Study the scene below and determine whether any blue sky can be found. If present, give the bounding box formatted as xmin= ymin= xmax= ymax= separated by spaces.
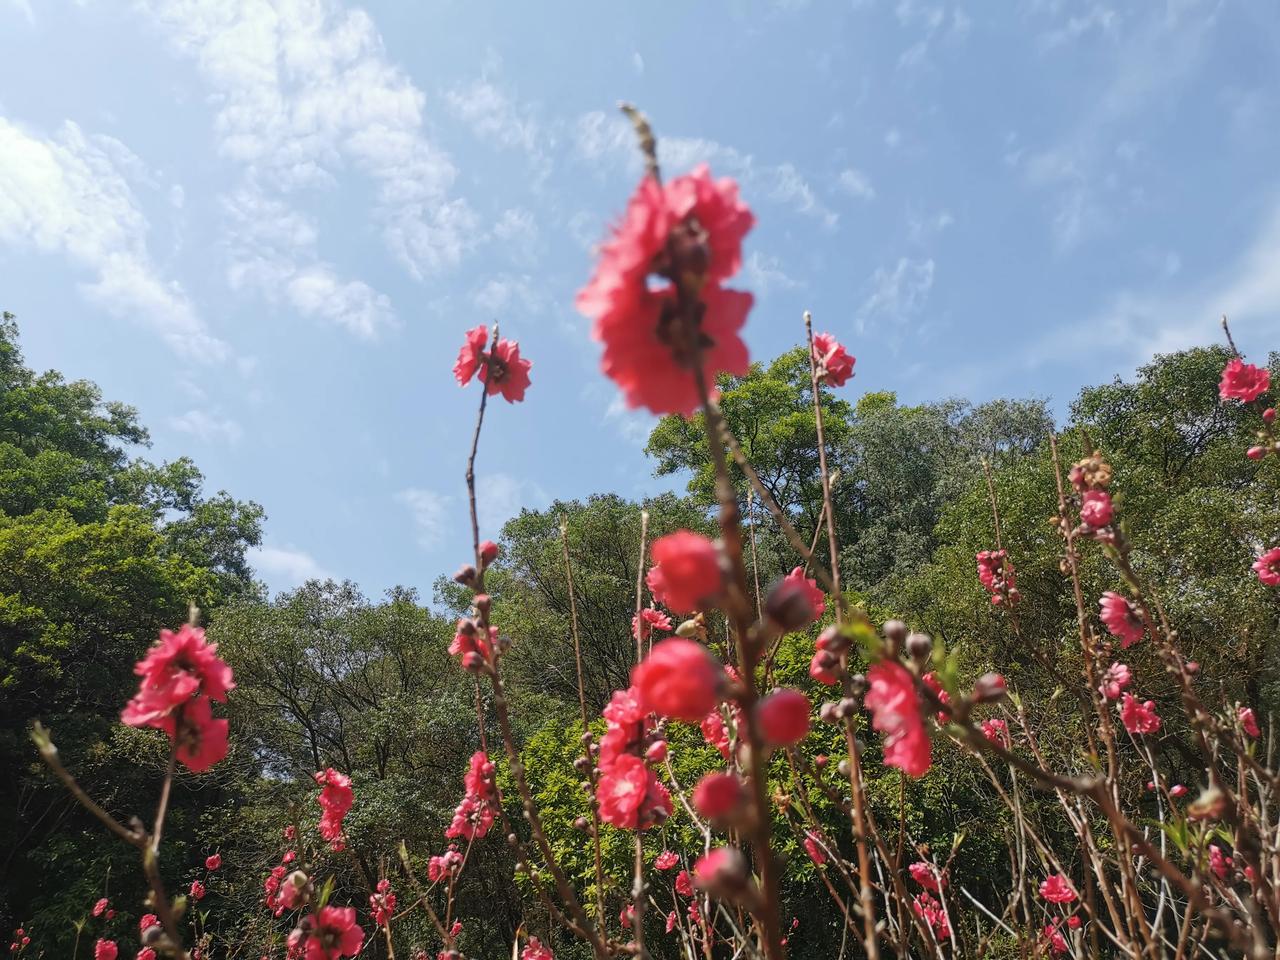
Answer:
xmin=2 ymin=0 xmax=1278 ymax=599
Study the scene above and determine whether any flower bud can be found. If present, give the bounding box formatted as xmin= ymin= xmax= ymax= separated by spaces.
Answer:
xmin=816 ymin=625 xmax=849 ymax=654
xmin=765 ymin=577 xmax=817 ymax=631
xmin=479 ymin=540 xmax=499 ymax=565
xmin=837 ymin=697 xmax=858 ymax=718
xmin=573 ymin=756 xmax=591 ymax=773
xmin=453 ymin=565 xmax=478 ymax=587
xmin=692 ymin=847 xmax=752 ymax=901
xmin=693 ymin=772 xmax=748 ymax=824
xmin=645 ymin=739 xmax=669 ymax=763
xmin=848 ymin=673 xmax=868 ymax=696
xmin=819 ymin=701 xmax=841 ymax=724
xmin=905 ymin=632 xmax=933 ymax=661
xmin=1187 ymin=787 xmax=1226 ymax=822
xmin=814 ymin=649 xmax=839 ymax=669
xmin=974 ymin=672 xmax=1008 ymax=703
xmin=814 ymin=754 xmax=828 ymax=769
xmin=462 ymin=652 xmax=485 ymax=672
xmin=756 ymin=689 xmax=811 ymax=746
xmin=1264 ymin=407 xmax=1276 ymax=425
xmin=473 ymin=593 xmax=491 ymax=615
xmin=882 ymin=619 xmax=908 ymax=646
xmin=1247 ymin=446 xmax=1265 ymax=460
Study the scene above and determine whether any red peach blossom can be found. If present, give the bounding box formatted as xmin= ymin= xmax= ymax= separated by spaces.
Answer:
xmin=1219 ymin=357 xmax=1270 ymax=402
xmin=1099 ymin=592 xmax=1144 ymax=647
xmin=453 ymin=325 xmax=487 ymax=386
xmin=1254 ymin=547 xmax=1280 ymax=586
xmin=812 ymin=332 xmax=855 ymax=387
xmin=94 ymin=941 xmax=118 ymax=960
xmin=692 ymin=772 xmax=746 ymax=820
xmin=1239 ymin=706 xmax=1261 ymax=738
xmin=865 ymin=661 xmax=931 ymax=777
xmin=756 ymin=688 xmax=811 ymax=746
xmin=645 ymin=531 xmax=723 ymax=614
xmin=1120 ymin=693 xmax=1162 ymax=735
xmin=1079 ymin=490 xmax=1113 ymax=528
xmin=479 ymin=337 xmax=532 ymax=403
xmin=633 ymin=638 xmax=726 ymax=723
xmin=1039 ymin=874 xmax=1077 ymax=903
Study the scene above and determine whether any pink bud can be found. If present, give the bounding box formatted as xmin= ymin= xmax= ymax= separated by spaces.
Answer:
xmin=756 ymin=689 xmax=811 ymax=746
xmin=645 ymin=740 xmax=668 ymax=763
xmin=1247 ymin=446 xmax=1265 ymax=460
xmin=479 ymin=540 xmax=499 ymax=565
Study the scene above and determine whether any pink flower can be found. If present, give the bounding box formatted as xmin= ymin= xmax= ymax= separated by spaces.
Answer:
xmin=139 ymin=915 xmax=158 ymax=935
xmin=190 ymin=880 xmax=206 ymax=901
xmin=1209 ymin=844 xmax=1233 ymax=881
xmin=596 ymin=755 xmax=671 ymax=830
xmin=453 ymin=325 xmax=488 ymax=386
xmin=305 ymin=906 xmax=363 ymax=960
xmin=1253 ymin=547 xmax=1280 ymax=586
xmin=809 ymin=651 xmax=838 ymax=685
xmin=632 ymin=607 xmax=673 ymax=642
xmin=665 ymin=911 xmax=677 ymax=933
xmin=1079 ymin=490 xmax=1113 ymax=528
xmin=159 ymin=696 xmax=229 ymax=772
xmin=137 ymin=949 xmax=157 ymax=960
xmin=1099 ymin=593 xmax=1143 ymax=648
xmin=811 ymin=332 xmax=855 ymax=387
xmin=1169 ymin=784 xmax=1187 ymax=798
xmin=1100 ymin=662 xmax=1133 ymax=700
xmin=980 ymin=717 xmax=1009 ymax=745
xmin=1039 ymin=874 xmax=1077 ymax=904
xmin=576 ymin=166 xmax=755 ymax=416
xmin=975 ymin=550 xmax=1019 ymax=605
xmin=655 ymin=850 xmax=679 ymax=871
xmin=633 ymin=638 xmax=726 ymax=722
xmin=909 ymin=861 xmax=946 ymax=892
xmin=94 ymin=941 xmax=118 ymax=960
xmin=315 ymin=769 xmax=354 ymax=848
xmin=522 ymin=937 xmax=554 ymax=960
xmin=692 ymin=772 xmax=746 ymax=820
xmin=700 ymin=708 xmax=731 ymax=759
xmin=1239 ymin=706 xmax=1261 ymax=738
xmin=1219 ymin=357 xmax=1270 ymax=403
xmin=1067 ymin=915 xmax=1082 ymax=930
xmin=120 ymin=625 xmax=235 ymax=728
xmin=1120 ymin=693 xmax=1162 ymax=735
xmin=205 ymin=854 xmax=222 ymax=871
xmin=447 ymin=753 xmax=496 ymax=841
xmin=599 ymin=686 xmax=649 ymax=768
xmin=645 ymin=531 xmax=723 ymax=614
xmin=911 ymin=892 xmax=950 ymax=941
xmin=427 ymin=849 xmax=463 ymax=883
xmin=780 ymin=566 xmax=826 ymax=624
xmin=479 ymin=337 xmax=532 ymax=403
xmin=1041 ymin=924 xmax=1068 ymax=955
xmin=756 ymin=688 xmax=811 ymax=746
xmin=864 ymin=661 xmax=931 ymax=777
xmin=675 ymin=870 xmax=693 ymax=897
xmin=369 ymin=880 xmax=396 ymax=927
xmin=479 ymin=540 xmax=499 ymax=565
xmin=803 ymin=831 xmax=827 ymax=866
xmin=92 ymin=898 xmax=109 ymax=918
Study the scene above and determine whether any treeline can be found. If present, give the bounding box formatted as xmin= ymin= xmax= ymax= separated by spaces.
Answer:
xmin=2 ymin=315 xmax=1276 ymax=958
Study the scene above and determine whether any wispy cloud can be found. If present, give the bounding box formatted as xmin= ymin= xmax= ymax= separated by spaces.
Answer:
xmin=444 ymin=77 xmax=551 ymax=181
xmin=836 ymin=167 xmax=876 ymax=201
xmin=169 ymin=409 xmax=244 ymax=444
xmin=856 ymin=257 xmax=935 ymax=332
xmin=1028 ymin=197 xmax=1280 ymax=369
xmin=249 ymin=542 xmax=335 ymax=589
xmin=223 ymin=185 xmax=396 ymax=338
xmin=477 ymin=472 xmax=547 ymax=533
xmin=574 ymin=112 xmax=838 ymax=227
xmin=137 ymin=0 xmax=476 ymax=279
xmin=0 ymin=118 xmax=228 ymax=361
xmin=744 ymin=251 xmax=800 ymax=297
xmin=396 ymin=487 xmax=451 ymax=549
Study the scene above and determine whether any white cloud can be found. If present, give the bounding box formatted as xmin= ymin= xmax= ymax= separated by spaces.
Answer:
xmin=471 ymin=274 xmax=543 ymax=316
xmin=223 ymin=184 xmax=396 ymax=337
xmin=476 ymin=471 xmax=546 ymax=532
xmin=5 ymin=0 xmax=34 ymax=23
xmin=0 ymin=118 xmax=229 ymax=361
xmin=574 ymin=112 xmax=838 ymax=227
xmin=857 ymin=257 xmax=935 ymax=331
xmin=631 ymin=51 xmax=645 ymax=75
xmin=1037 ymin=5 xmax=1119 ymax=50
xmin=1033 ymin=198 xmax=1280 ymax=368
xmin=168 ymin=408 xmax=244 ymax=444
xmin=136 ymin=0 xmax=475 ymax=279
xmin=396 ymin=487 xmax=451 ymax=549
xmin=491 ymin=206 xmax=540 ymax=263
xmin=249 ymin=542 xmax=334 ymax=588
xmin=605 ymin=394 xmax=657 ymax=447
xmin=836 ymin=167 xmax=876 ymax=201
xmin=444 ymin=78 xmax=549 ymax=181
xmin=744 ymin=251 xmax=799 ymax=297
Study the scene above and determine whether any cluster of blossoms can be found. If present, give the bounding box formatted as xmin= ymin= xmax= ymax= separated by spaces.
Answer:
xmin=369 ymin=879 xmax=396 ymax=928
xmin=975 ymin=549 xmax=1019 ymax=606
xmin=576 ymin=165 xmax=755 ymax=416
xmin=7 ymin=927 xmax=29 ymax=954
xmin=262 ymin=836 xmax=302 ymax=916
xmin=314 ymin=768 xmax=354 ymax=851
xmin=286 ymin=905 xmax=363 ymax=960
xmin=811 ymin=331 xmax=855 ymax=387
xmin=521 ymin=936 xmax=554 ymax=960
xmin=120 ymin=624 xmax=234 ymax=772
xmin=864 ymin=661 xmax=931 ymax=778
xmin=907 ymin=861 xmax=950 ymax=941
xmin=1068 ymin=450 xmax=1117 ymax=540
xmin=1219 ymin=353 xmax=1274 ymax=463
xmin=446 ymin=751 xmax=497 ymax=840
xmin=595 ymin=685 xmax=672 ymax=830
xmin=427 ymin=848 xmax=463 ymax=883
xmin=453 ymin=324 xmax=532 ymax=403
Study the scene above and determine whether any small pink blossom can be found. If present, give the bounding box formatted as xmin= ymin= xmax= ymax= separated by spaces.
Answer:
xmin=803 ymin=831 xmax=827 ymax=866
xmin=1219 ymin=357 xmax=1270 ymax=402
xmin=811 ymin=332 xmax=855 ymax=387
xmin=1079 ymin=490 xmax=1114 ymax=528
xmin=865 ymin=661 xmax=931 ymax=777
xmin=1120 ymin=693 xmax=1162 ymax=735
xmin=1239 ymin=706 xmax=1261 ymax=738
xmin=1100 ymin=662 xmax=1133 ymax=700
xmin=94 ymin=941 xmax=118 ymax=960
xmin=645 ymin=531 xmax=723 ymax=614
xmin=1253 ymin=547 xmax=1280 ymax=586
xmin=1099 ymin=593 xmax=1143 ymax=647
xmin=633 ymin=638 xmax=726 ymax=723
xmin=756 ymin=688 xmax=810 ymax=746
xmin=655 ymin=850 xmax=679 ymax=871
xmin=1039 ymin=874 xmax=1077 ymax=904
